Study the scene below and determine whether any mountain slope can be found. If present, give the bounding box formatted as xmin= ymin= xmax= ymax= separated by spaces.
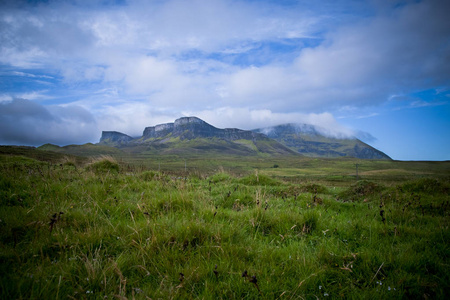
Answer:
xmin=253 ymin=123 xmax=391 ymax=160
xmin=97 ymin=117 xmax=390 ymax=159
xmin=38 ymin=143 xmax=124 ymax=156
xmin=99 ymin=117 xmax=297 ymax=156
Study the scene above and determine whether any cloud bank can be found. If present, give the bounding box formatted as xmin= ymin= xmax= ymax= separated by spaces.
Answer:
xmin=0 ymin=99 xmax=98 ymax=145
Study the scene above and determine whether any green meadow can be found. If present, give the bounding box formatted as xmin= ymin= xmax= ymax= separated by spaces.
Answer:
xmin=0 ymin=147 xmax=449 ymax=299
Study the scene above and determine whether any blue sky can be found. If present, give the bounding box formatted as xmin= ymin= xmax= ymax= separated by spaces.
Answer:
xmin=0 ymin=0 xmax=449 ymax=160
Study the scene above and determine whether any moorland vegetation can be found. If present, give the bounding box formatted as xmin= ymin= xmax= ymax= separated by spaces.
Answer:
xmin=0 ymin=147 xmax=449 ymax=299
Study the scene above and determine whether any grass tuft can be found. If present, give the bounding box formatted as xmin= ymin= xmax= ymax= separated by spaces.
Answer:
xmin=339 ymin=180 xmax=384 ymax=200
xmin=86 ymin=156 xmax=120 ymax=173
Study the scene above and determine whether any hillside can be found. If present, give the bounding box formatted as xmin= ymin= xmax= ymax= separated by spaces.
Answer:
xmin=99 ymin=117 xmax=297 ymax=156
xmin=37 ymin=143 xmax=124 ymax=156
xmin=253 ymin=123 xmax=391 ymax=160
xmin=97 ymin=117 xmax=391 ymax=159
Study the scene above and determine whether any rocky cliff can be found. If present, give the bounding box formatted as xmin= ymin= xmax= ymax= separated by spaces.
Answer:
xmin=142 ymin=117 xmax=265 ymax=141
xmin=99 ymin=131 xmax=134 ymax=146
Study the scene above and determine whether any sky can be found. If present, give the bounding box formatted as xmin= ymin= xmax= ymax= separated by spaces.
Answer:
xmin=0 ymin=0 xmax=449 ymax=161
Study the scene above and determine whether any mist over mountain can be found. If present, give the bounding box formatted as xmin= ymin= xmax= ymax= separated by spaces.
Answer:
xmin=99 ymin=117 xmax=390 ymax=159
xmin=253 ymin=123 xmax=391 ymax=160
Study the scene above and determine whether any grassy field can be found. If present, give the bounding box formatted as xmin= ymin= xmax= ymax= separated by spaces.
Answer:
xmin=0 ymin=147 xmax=449 ymax=299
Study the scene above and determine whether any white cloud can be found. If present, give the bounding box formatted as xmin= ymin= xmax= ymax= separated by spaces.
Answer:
xmin=105 ymin=56 xmax=185 ymax=96
xmin=95 ymin=101 xmax=178 ymax=137
xmin=0 ymin=90 xmax=52 ymax=102
xmin=12 ymin=71 xmax=54 ymax=79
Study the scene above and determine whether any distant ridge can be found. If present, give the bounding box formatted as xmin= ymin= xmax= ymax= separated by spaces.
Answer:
xmin=99 ymin=117 xmax=296 ymax=156
xmin=253 ymin=123 xmax=391 ymax=160
xmin=98 ymin=116 xmax=391 ymax=159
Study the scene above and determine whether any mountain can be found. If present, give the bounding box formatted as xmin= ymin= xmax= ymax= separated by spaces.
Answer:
xmin=98 ymin=117 xmax=390 ymax=159
xmin=99 ymin=117 xmax=297 ymax=156
xmin=252 ymin=123 xmax=391 ymax=160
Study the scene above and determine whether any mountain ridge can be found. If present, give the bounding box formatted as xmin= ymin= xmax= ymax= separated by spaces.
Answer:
xmin=99 ymin=116 xmax=391 ymax=159
xmin=140 ymin=117 xmax=266 ymax=142
xmin=100 ymin=117 xmax=296 ymax=156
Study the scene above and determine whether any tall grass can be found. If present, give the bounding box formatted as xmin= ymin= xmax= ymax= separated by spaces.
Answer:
xmin=0 ymin=155 xmax=449 ymax=299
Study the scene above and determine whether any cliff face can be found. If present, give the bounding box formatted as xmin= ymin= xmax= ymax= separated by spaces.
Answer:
xmin=142 ymin=117 xmax=267 ymax=142
xmin=143 ymin=123 xmax=175 ymax=139
xmin=99 ymin=131 xmax=134 ymax=146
